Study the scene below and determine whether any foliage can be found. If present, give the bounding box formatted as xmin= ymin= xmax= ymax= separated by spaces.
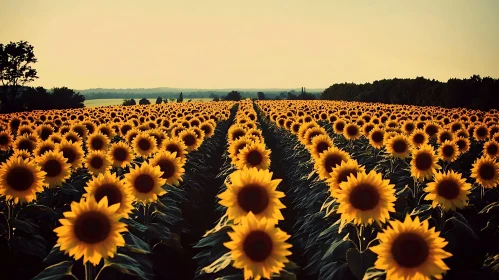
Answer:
xmin=138 ymin=97 xmax=150 ymax=105
xmin=122 ymin=98 xmax=136 ymax=106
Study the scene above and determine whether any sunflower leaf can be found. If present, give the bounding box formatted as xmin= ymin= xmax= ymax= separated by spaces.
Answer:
xmin=479 ymin=202 xmax=499 ymax=215
xmin=104 ymin=253 xmax=153 ymax=279
xmin=9 ymin=234 xmax=48 ymax=258
xmin=346 ymin=248 xmax=377 ymax=280
xmin=31 ymin=260 xmax=76 ymax=280
xmin=362 ymin=267 xmax=386 ymax=280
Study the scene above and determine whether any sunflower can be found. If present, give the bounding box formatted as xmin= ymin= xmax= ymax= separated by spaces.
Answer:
xmin=409 ymin=129 xmax=429 ymax=149
xmin=455 ymin=137 xmax=471 ymax=155
xmin=108 ymin=142 xmax=134 ymax=168
xmin=33 ymin=140 xmax=56 ymax=157
xmin=229 ymin=137 xmax=254 ymax=163
xmin=385 ymin=134 xmax=411 ymax=159
xmin=36 ymin=151 xmax=72 ymax=188
xmin=343 ymin=123 xmax=362 ymax=140
xmin=483 ymin=140 xmax=499 ymax=159
xmin=236 ymin=142 xmax=271 ymax=170
xmin=302 ymin=126 xmax=327 ymax=146
xmin=370 ymin=215 xmax=452 ymax=280
xmin=12 ymin=149 xmax=32 ymax=161
xmin=163 ymin=137 xmax=188 ymax=163
xmin=218 ymin=167 xmax=285 ymax=224
xmin=54 ymin=196 xmax=127 ymax=265
xmin=438 ymin=140 xmax=459 ymax=162
xmin=200 ymin=121 xmax=216 ymax=138
xmin=308 ymin=134 xmax=334 ymax=161
xmin=228 ymin=125 xmax=247 ymax=143
xmin=63 ymin=131 xmax=82 ymax=144
xmin=85 ymin=150 xmax=112 ymax=176
xmin=86 ymin=132 xmax=110 ymax=152
xmin=125 ymin=128 xmax=140 ymax=144
xmin=48 ymin=133 xmax=63 ymax=144
xmin=327 ymin=159 xmax=365 ymax=197
xmin=224 ymin=212 xmax=292 ymax=280
xmin=314 ymin=147 xmax=351 ymax=180
xmin=368 ymin=128 xmax=385 ymax=149
xmin=150 ymin=151 xmax=185 ymax=186
xmin=474 ymin=124 xmax=489 ymax=141
xmin=0 ymin=157 xmax=46 ymax=204
xmin=333 ymin=119 xmax=346 ymax=134
xmin=437 ymin=129 xmax=454 ymax=145
xmin=471 ymin=156 xmax=499 ymax=188
xmin=424 ymin=170 xmax=471 ymax=211
xmin=424 ymin=122 xmax=440 ymax=139
xmin=0 ymin=131 xmax=13 ymax=151
xmin=132 ymin=132 xmax=157 ymax=157
xmin=336 ymin=170 xmax=396 ymax=225
xmin=36 ymin=124 xmax=54 ymax=141
xmin=410 ymin=144 xmax=441 ymax=181
xmin=56 ymin=140 xmax=85 ymax=169
xmin=124 ymin=162 xmax=166 ymax=203
xmin=13 ymin=134 xmax=37 ymax=154
xmin=84 ymin=172 xmax=134 ymax=218
xmin=179 ymin=128 xmax=202 ymax=152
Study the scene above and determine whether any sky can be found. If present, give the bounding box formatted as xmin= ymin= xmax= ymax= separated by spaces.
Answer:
xmin=1 ymin=0 xmax=498 ymax=90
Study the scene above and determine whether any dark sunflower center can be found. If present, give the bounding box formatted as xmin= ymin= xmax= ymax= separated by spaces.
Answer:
xmin=425 ymin=125 xmax=438 ymax=137
xmin=405 ymin=123 xmax=415 ymax=132
xmin=442 ymin=145 xmax=455 ymax=157
xmin=0 ymin=135 xmax=9 ymax=145
xmin=237 ymin=184 xmax=269 ymax=214
xmin=73 ymin=211 xmax=111 ymax=244
xmin=371 ymin=131 xmax=384 ymax=143
xmin=243 ymin=230 xmax=273 ymax=262
xmin=337 ymin=169 xmax=358 ymax=185
xmin=415 ymin=152 xmax=433 ymax=171
xmin=41 ymin=128 xmax=51 ymax=140
xmin=201 ymin=125 xmax=212 ymax=135
xmin=316 ymin=142 xmax=330 ymax=154
xmin=39 ymin=146 xmax=53 ymax=155
xmin=324 ymin=154 xmax=343 ymax=173
xmin=246 ymin=150 xmax=263 ymax=166
xmin=233 ymin=131 xmax=245 ymax=141
xmin=391 ymin=233 xmax=429 ymax=268
xmin=138 ymin=138 xmax=151 ymax=151
xmin=335 ymin=122 xmax=345 ymax=131
xmin=113 ymin=147 xmax=128 ymax=161
xmin=476 ymin=127 xmax=488 ymax=137
xmin=66 ymin=135 xmax=78 ymax=143
xmin=94 ymin=184 xmax=122 ymax=206
xmin=6 ymin=167 xmax=34 ymax=191
xmin=43 ymin=159 xmax=62 ymax=177
xmin=413 ymin=134 xmax=425 ymax=144
xmin=134 ymin=174 xmax=155 ymax=193
xmin=308 ymin=132 xmax=322 ymax=143
xmin=90 ymin=156 xmax=104 ymax=169
xmin=91 ymin=138 xmax=104 ymax=150
xmin=437 ymin=179 xmax=460 ymax=199
xmin=479 ymin=163 xmax=496 ymax=180
xmin=183 ymin=134 xmax=196 ymax=146
xmin=61 ymin=147 xmax=77 ymax=164
xmin=392 ymin=140 xmax=408 ymax=153
xmin=18 ymin=140 xmax=34 ymax=152
xmin=487 ymin=144 xmax=498 ymax=155
xmin=346 ymin=125 xmax=358 ymax=136
xmin=166 ymin=144 xmax=181 ymax=156
xmin=439 ymin=133 xmax=452 ymax=143
xmin=456 ymin=140 xmax=466 ymax=150
xmin=348 ymin=183 xmax=380 ymax=210
xmin=157 ymin=159 xmax=175 ymax=179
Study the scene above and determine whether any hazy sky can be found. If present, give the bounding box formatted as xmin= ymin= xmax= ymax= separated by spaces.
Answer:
xmin=1 ymin=0 xmax=498 ymax=89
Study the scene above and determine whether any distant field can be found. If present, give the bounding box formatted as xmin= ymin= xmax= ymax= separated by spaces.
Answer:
xmin=84 ymin=98 xmax=212 ymax=107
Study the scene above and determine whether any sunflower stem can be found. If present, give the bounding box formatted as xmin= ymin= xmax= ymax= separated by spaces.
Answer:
xmin=439 ymin=208 xmax=446 ymax=231
xmin=85 ymin=262 xmax=94 ymax=280
xmin=7 ymin=200 xmax=12 ymax=240
xmin=357 ymin=225 xmax=364 ymax=252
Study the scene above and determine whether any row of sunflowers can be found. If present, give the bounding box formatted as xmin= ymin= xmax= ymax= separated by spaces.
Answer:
xmin=0 ymin=99 xmax=498 ymax=279
xmin=0 ymin=102 xmax=236 ymax=279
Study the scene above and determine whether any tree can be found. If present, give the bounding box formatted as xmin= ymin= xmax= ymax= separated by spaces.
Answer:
xmin=177 ymin=92 xmax=183 ymax=103
xmin=225 ymin=90 xmax=241 ymax=101
xmin=0 ymin=41 xmax=38 ymax=112
xmin=257 ymin=92 xmax=266 ymax=100
xmin=213 ymin=96 xmax=220 ymax=101
xmin=163 ymin=98 xmax=168 ymax=103
xmin=50 ymin=87 xmax=85 ymax=109
xmin=139 ymin=98 xmax=150 ymax=105
xmin=156 ymin=96 xmax=163 ymax=104
xmin=122 ymin=99 xmax=136 ymax=106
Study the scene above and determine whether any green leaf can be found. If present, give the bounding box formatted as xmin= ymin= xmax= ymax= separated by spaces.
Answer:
xmin=123 ymin=232 xmax=150 ymax=254
xmin=44 ymin=244 xmax=71 ymax=265
xmin=103 ymin=253 xmax=152 ymax=279
xmin=446 ymin=215 xmax=478 ymax=239
xmin=479 ymin=202 xmax=499 ymax=214
xmin=410 ymin=204 xmax=432 ymax=216
xmin=482 ymin=216 xmax=499 ymax=232
xmin=11 ymin=217 xmax=39 ymax=234
xmin=321 ymin=239 xmax=345 ymax=261
xmin=346 ymin=248 xmax=377 ymax=280
xmin=18 ymin=204 xmax=59 ymax=219
xmin=362 ymin=267 xmax=386 ymax=280
xmin=32 ymin=260 xmax=76 ymax=280
xmin=9 ymin=234 xmax=48 ymax=258
xmin=123 ymin=218 xmax=147 ymax=232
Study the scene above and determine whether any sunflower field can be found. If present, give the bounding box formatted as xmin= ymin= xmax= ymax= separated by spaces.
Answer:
xmin=0 ymin=100 xmax=498 ymax=280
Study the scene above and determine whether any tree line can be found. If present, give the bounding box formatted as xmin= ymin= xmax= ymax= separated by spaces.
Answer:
xmin=321 ymin=76 xmax=499 ymax=110
xmin=0 ymin=41 xmax=84 ymax=113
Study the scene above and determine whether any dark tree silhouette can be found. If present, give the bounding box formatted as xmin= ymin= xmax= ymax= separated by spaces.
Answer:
xmin=156 ymin=96 xmax=163 ymax=104
xmin=139 ymin=97 xmax=150 ymax=105
xmin=122 ymin=98 xmax=136 ymax=106
xmin=225 ymin=90 xmax=242 ymax=101
xmin=212 ymin=96 xmax=220 ymax=101
xmin=257 ymin=92 xmax=266 ymax=100
xmin=177 ymin=92 xmax=183 ymax=103
xmin=50 ymin=87 xmax=85 ymax=109
xmin=0 ymin=41 xmax=38 ymax=112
